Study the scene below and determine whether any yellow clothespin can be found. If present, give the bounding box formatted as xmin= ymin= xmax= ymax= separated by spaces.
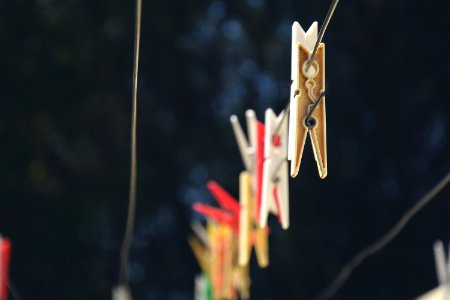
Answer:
xmin=221 ymin=225 xmax=235 ymax=300
xmin=288 ymin=21 xmax=327 ymax=179
xmin=233 ymin=264 xmax=250 ymax=300
xmin=208 ymin=222 xmax=238 ymax=300
xmin=208 ymin=222 xmax=222 ymax=300
xmin=238 ymin=171 xmax=269 ymax=268
xmin=188 ymin=234 xmax=210 ymax=275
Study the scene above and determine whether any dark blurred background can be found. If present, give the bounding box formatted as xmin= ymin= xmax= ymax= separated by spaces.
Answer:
xmin=0 ymin=0 xmax=449 ymax=299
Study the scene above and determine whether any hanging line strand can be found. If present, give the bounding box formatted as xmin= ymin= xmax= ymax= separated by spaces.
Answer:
xmin=119 ymin=0 xmax=142 ymax=286
xmin=304 ymin=90 xmax=326 ymax=128
xmin=305 ymin=0 xmax=340 ymax=72
xmin=313 ymin=171 xmax=450 ymax=300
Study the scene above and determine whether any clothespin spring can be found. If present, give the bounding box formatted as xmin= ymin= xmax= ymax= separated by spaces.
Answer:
xmin=305 ymin=91 xmax=326 ymax=129
xmin=268 ymin=91 xmax=326 ymax=182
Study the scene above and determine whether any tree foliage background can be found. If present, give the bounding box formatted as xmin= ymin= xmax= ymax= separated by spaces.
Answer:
xmin=0 ymin=0 xmax=449 ymax=299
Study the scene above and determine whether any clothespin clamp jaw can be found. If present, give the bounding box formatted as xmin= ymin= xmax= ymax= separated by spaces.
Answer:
xmin=230 ymin=110 xmax=257 ymax=173
xmin=259 ymin=108 xmax=289 ymax=229
xmin=188 ymin=221 xmax=211 ymax=275
xmin=288 ymin=21 xmax=327 ymax=179
xmin=232 ymin=264 xmax=250 ymax=300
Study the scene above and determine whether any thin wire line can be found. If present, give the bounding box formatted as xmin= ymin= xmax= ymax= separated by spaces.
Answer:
xmin=305 ymin=91 xmax=326 ymax=128
xmin=269 ymin=91 xmax=325 ymax=182
xmin=305 ymin=0 xmax=340 ymax=72
xmin=119 ymin=0 xmax=142 ymax=286
xmin=313 ymin=171 xmax=450 ymax=300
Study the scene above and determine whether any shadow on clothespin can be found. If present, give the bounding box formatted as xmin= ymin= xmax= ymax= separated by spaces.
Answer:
xmin=416 ymin=240 xmax=450 ymax=300
xmin=288 ymin=21 xmax=327 ymax=179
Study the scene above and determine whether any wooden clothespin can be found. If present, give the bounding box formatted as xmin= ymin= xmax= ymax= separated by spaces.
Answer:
xmin=233 ymin=264 xmax=250 ymax=300
xmin=259 ymin=108 xmax=289 ymax=229
xmin=238 ymin=171 xmax=269 ymax=268
xmin=188 ymin=234 xmax=210 ymax=275
xmin=288 ymin=21 xmax=327 ymax=179
xmin=417 ymin=240 xmax=450 ymax=299
xmin=0 ymin=236 xmax=11 ymax=300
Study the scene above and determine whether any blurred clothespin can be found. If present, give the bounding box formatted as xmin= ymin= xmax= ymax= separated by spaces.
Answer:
xmin=259 ymin=108 xmax=289 ymax=229
xmin=188 ymin=234 xmax=210 ymax=275
xmin=195 ymin=274 xmax=212 ymax=300
xmin=288 ymin=21 xmax=327 ymax=179
xmin=112 ymin=285 xmax=132 ymax=300
xmin=190 ymin=220 xmax=209 ymax=249
xmin=230 ymin=111 xmax=266 ymax=224
xmin=416 ymin=240 xmax=450 ymax=299
xmin=208 ymin=223 xmax=236 ymax=300
xmin=193 ymin=181 xmax=240 ymax=232
xmin=238 ymin=171 xmax=269 ymax=268
xmin=233 ymin=264 xmax=250 ymax=300
xmin=0 ymin=236 xmax=11 ymax=300
xmin=433 ymin=240 xmax=450 ymax=288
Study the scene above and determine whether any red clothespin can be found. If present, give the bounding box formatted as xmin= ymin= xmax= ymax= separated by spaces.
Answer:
xmin=0 ymin=237 xmax=11 ymax=300
xmin=254 ymin=121 xmax=265 ymax=224
xmin=207 ymin=181 xmax=240 ymax=216
xmin=193 ymin=181 xmax=240 ymax=232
